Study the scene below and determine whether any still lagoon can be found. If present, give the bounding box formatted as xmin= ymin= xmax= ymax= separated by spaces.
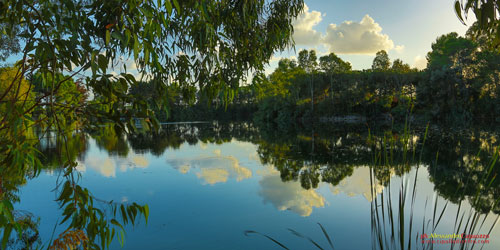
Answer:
xmin=13 ymin=123 xmax=500 ymax=249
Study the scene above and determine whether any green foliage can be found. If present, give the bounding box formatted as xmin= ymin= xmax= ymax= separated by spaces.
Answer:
xmin=252 ymin=67 xmax=419 ymax=125
xmin=55 ymin=179 xmax=149 ymax=249
xmin=246 ymin=31 xmax=499 ymax=126
xmin=391 ymin=59 xmax=411 ymax=73
xmin=298 ymin=49 xmax=318 ymax=73
xmin=455 ymin=0 xmax=500 ymax=50
xmin=319 ymin=53 xmax=351 ymax=73
xmin=372 ymin=50 xmax=391 ymax=71
xmin=417 ymin=32 xmax=500 ymax=123
xmin=426 ymin=33 xmax=476 ymax=70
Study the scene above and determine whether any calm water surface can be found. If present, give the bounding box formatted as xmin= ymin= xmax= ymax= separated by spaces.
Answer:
xmin=14 ymin=123 xmax=500 ymax=249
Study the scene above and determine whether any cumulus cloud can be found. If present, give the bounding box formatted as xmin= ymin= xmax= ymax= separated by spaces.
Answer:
xmin=413 ymin=55 xmax=427 ymax=70
xmin=324 ymin=15 xmax=397 ymax=54
xmin=291 ymin=5 xmax=402 ymax=55
xmin=258 ymin=167 xmax=325 ymax=217
xmin=292 ymin=4 xmax=323 ymax=46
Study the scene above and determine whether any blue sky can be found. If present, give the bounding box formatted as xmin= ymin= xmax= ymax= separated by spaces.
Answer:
xmin=267 ymin=0 xmax=475 ymax=72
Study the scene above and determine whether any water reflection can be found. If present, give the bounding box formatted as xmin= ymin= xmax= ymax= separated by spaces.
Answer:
xmin=168 ymin=155 xmax=252 ymax=185
xmin=257 ymin=166 xmax=325 ymax=216
xmin=48 ymin=122 xmax=500 ymax=215
xmin=78 ymin=153 xmax=149 ymax=178
xmin=11 ymin=122 xmax=499 ymax=248
xmin=329 ymin=167 xmax=387 ymax=202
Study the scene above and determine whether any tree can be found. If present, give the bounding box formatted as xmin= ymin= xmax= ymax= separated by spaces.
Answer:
xmin=298 ymin=49 xmax=318 ymax=112
xmin=298 ymin=49 xmax=318 ymax=73
xmin=319 ymin=53 xmax=351 ymax=73
xmin=372 ymin=50 xmax=391 ymax=71
xmin=427 ymin=33 xmax=476 ymax=70
xmin=391 ymin=59 xmax=411 ymax=73
xmin=319 ymin=53 xmax=351 ymax=104
xmin=0 ymin=0 xmax=305 ymax=248
xmin=0 ymin=67 xmax=32 ymax=112
xmin=418 ymin=33 xmax=479 ymax=122
xmin=277 ymin=58 xmax=298 ymax=72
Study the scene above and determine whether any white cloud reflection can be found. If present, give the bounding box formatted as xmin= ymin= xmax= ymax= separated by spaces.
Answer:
xmin=257 ymin=167 xmax=325 ymax=217
xmin=79 ymin=154 xmax=149 ymax=178
xmin=329 ymin=167 xmax=385 ymax=202
xmin=169 ymin=155 xmax=252 ymax=185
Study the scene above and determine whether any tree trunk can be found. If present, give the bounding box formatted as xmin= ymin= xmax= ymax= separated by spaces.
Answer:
xmin=310 ymin=73 xmax=314 ymax=113
xmin=330 ymin=73 xmax=334 ymax=108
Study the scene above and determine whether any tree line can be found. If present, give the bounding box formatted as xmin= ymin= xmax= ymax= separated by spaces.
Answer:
xmin=161 ymin=27 xmax=500 ymax=127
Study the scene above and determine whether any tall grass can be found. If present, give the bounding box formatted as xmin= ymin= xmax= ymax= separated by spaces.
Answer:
xmin=369 ymin=121 xmax=500 ymax=250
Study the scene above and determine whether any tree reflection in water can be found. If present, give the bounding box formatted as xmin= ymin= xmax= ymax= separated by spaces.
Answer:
xmin=3 ymin=122 xmax=500 ymax=248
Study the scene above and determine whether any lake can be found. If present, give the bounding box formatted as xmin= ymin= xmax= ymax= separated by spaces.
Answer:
xmin=11 ymin=122 xmax=500 ymax=249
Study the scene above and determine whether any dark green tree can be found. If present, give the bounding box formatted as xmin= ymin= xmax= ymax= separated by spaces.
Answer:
xmin=418 ymin=33 xmax=479 ymax=122
xmin=391 ymin=59 xmax=411 ymax=73
xmin=319 ymin=52 xmax=351 ymax=104
xmin=298 ymin=49 xmax=318 ymax=113
xmin=372 ymin=50 xmax=391 ymax=71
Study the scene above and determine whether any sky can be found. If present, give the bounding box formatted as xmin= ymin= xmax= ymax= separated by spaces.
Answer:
xmin=266 ymin=0 xmax=476 ymax=74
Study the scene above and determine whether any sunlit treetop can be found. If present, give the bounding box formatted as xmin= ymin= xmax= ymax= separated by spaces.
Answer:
xmin=372 ymin=50 xmax=390 ymax=71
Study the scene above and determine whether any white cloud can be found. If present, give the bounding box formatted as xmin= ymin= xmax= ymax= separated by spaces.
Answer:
xmin=291 ymin=5 xmax=403 ymax=55
xmin=394 ymin=45 xmax=405 ymax=53
xmin=292 ymin=4 xmax=323 ymax=46
xmin=413 ymin=55 xmax=427 ymax=70
xmin=324 ymin=15 xmax=398 ymax=55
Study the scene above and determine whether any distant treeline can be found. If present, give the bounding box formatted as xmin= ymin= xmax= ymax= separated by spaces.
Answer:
xmin=129 ymin=30 xmax=500 ymax=127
